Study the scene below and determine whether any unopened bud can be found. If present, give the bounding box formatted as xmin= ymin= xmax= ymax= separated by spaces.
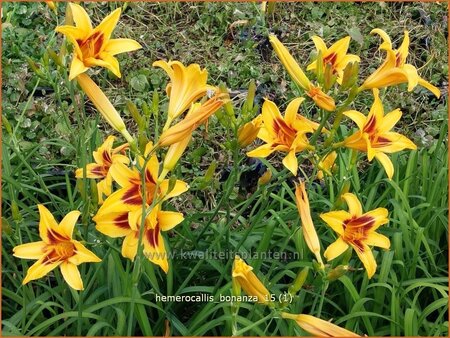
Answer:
xmin=327 ymin=265 xmax=349 ymax=281
xmin=288 ymin=267 xmax=309 ymax=295
xmin=340 ymin=62 xmax=359 ymax=90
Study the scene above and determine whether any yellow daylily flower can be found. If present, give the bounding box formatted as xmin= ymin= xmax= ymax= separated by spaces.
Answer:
xmin=232 ymin=256 xmax=271 ymax=304
xmin=359 ymin=29 xmax=440 ymax=97
xmin=237 ymin=115 xmax=263 ymax=148
xmin=307 ymin=35 xmax=360 ymax=83
xmin=153 ymin=60 xmax=214 ymax=130
xmin=246 ymin=98 xmax=318 ymax=176
xmin=55 ymin=3 xmax=142 ymax=80
xmin=157 ymin=93 xmax=225 ymax=147
xmin=294 ymin=181 xmax=324 ymax=268
xmin=76 ymin=73 xmax=134 ymax=143
xmin=316 ymin=151 xmax=337 ymax=180
xmin=13 ymin=205 xmax=101 ymax=290
xmin=342 ymin=89 xmax=416 ymax=179
xmin=95 ymin=204 xmax=183 ymax=273
xmin=320 ymin=193 xmax=390 ymax=279
xmin=281 ymin=312 xmax=360 ymax=337
xmin=269 ymin=34 xmax=336 ymax=111
xmin=75 ymin=135 xmax=129 ymax=204
xmin=93 ymin=142 xmax=188 ymax=217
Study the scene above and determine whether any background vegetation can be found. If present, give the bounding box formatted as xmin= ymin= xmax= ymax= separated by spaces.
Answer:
xmin=2 ymin=1 xmax=448 ymax=336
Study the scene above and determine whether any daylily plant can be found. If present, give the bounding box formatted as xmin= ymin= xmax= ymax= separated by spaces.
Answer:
xmin=321 ymin=193 xmax=390 ymax=279
xmin=56 ymin=3 xmax=142 ymax=80
xmin=13 ymin=205 xmax=101 ymax=290
xmin=341 ymin=88 xmax=417 ymax=179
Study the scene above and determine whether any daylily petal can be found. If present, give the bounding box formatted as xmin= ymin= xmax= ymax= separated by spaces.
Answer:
xmin=374 ymin=132 xmax=417 ymax=152
xmin=366 ymin=232 xmax=390 ymax=249
xmin=284 ymin=97 xmax=305 ymax=126
xmin=158 ymin=211 xmax=184 ymax=232
xmin=159 ymin=180 xmax=189 ymax=201
xmin=22 ymin=256 xmax=62 ymax=285
xmin=343 ymin=110 xmax=366 ymax=131
xmin=397 ymin=31 xmax=410 ymax=65
xmin=282 ymin=151 xmax=298 ymax=176
xmin=378 ymin=108 xmax=402 ymax=133
xmin=69 ymin=56 xmax=89 ymax=81
xmin=110 ymin=162 xmax=140 ymax=188
xmin=418 ymin=77 xmax=441 ymax=98
xmin=69 ymin=241 xmax=102 ymax=265
xmin=94 ymin=7 xmax=121 ymax=42
xmin=363 ymin=208 xmax=389 ymax=230
xmin=69 ymin=3 xmax=93 ymax=32
xmin=311 ymin=35 xmax=327 ymax=54
xmin=75 ymin=163 xmax=106 ymax=179
xmin=104 ymin=38 xmax=142 ymax=56
xmin=402 ymin=63 xmax=419 ymax=91
xmin=38 ymin=204 xmax=59 ymax=243
xmin=319 ymin=210 xmax=349 ymax=235
xmin=371 ymin=28 xmax=392 ymax=50
xmin=54 ymin=25 xmax=86 ymax=42
xmin=94 ymin=212 xmax=133 ymax=238
xmin=84 ymin=54 xmax=120 ymax=78
xmin=60 ymin=261 xmax=83 ymax=290
xmin=352 ymin=243 xmax=377 ymax=278
xmin=143 ymin=229 xmax=169 ymax=273
xmin=328 ymin=36 xmax=350 ymax=57
xmin=122 ymin=232 xmax=139 ymax=261
xmin=59 ymin=210 xmax=80 ymax=239
xmin=324 ymin=237 xmax=349 ymax=261
xmin=13 ymin=241 xmax=47 ymax=259
xmin=247 ymin=144 xmax=276 ymax=158
xmin=342 ymin=193 xmax=363 ymax=217
xmin=96 ymin=186 xmax=142 ymax=215
xmin=375 ymin=152 xmax=394 ymax=179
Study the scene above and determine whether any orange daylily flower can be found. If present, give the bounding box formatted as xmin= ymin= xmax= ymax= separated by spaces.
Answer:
xmin=75 ymin=135 xmax=129 ymax=204
xmin=342 ymin=89 xmax=416 ymax=179
xmin=269 ymin=34 xmax=336 ymax=111
xmin=246 ymin=98 xmax=319 ymax=176
xmin=56 ymin=3 xmax=142 ymax=80
xmin=307 ymin=35 xmax=360 ymax=83
xmin=359 ymin=29 xmax=440 ymax=97
xmin=321 ymin=193 xmax=390 ymax=279
xmin=13 ymin=205 xmax=101 ymax=290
